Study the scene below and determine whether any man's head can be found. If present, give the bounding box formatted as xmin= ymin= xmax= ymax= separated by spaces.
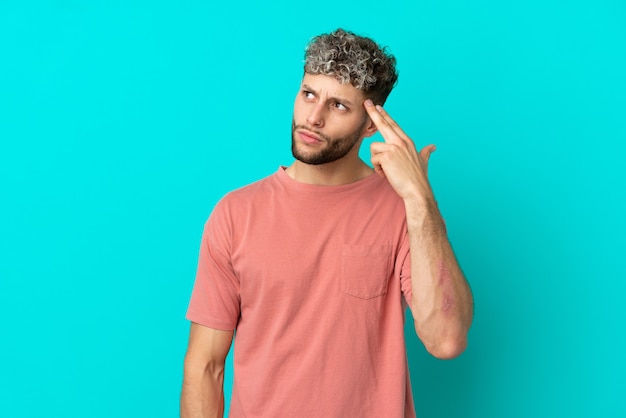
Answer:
xmin=303 ymin=28 xmax=398 ymax=106
xmin=292 ymin=29 xmax=398 ymax=166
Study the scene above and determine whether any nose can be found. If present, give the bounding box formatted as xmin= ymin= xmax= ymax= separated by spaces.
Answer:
xmin=306 ymin=102 xmax=325 ymax=128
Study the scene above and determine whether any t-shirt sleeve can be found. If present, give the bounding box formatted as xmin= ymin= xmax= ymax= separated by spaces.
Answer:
xmin=397 ymin=212 xmax=447 ymax=311
xmin=397 ymin=228 xmax=413 ymax=309
xmin=186 ymin=199 xmax=240 ymax=330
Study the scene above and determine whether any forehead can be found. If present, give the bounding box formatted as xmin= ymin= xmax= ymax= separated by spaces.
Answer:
xmin=301 ymin=73 xmax=366 ymax=102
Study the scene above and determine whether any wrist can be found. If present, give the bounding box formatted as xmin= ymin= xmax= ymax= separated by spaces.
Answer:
xmin=403 ymin=191 xmax=437 ymax=215
xmin=404 ymin=195 xmax=444 ymax=230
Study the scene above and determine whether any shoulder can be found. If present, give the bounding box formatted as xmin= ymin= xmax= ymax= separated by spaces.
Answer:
xmin=222 ymin=172 xmax=278 ymax=203
xmin=211 ymin=172 xmax=279 ymax=216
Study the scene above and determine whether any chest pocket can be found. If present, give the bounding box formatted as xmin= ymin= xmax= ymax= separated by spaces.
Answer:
xmin=340 ymin=244 xmax=392 ymax=299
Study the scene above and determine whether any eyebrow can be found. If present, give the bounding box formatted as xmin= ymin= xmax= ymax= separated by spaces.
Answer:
xmin=302 ymin=84 xmax=355 ymax=107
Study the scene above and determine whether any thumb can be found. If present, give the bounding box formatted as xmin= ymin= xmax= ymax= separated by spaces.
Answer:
xmin=420 ymin=144 xmax=437 ymax=168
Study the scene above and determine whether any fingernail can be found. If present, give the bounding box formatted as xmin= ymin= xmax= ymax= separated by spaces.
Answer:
xmin=375 ymin=105 xmax=383 ymax=112
xmin=364 ymin=99 xmax=373 ymax=106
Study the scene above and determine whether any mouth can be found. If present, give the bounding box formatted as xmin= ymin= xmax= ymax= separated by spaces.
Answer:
xmin=297 ymin=129 xmax=324 ymax=145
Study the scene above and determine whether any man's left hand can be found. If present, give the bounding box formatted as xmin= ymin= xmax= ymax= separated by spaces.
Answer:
xmin=365 ymin=99 xmax=436 ymax=203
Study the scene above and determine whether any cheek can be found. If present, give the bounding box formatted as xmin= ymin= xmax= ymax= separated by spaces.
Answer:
xmin=335 ymin=116 xmax=365 ymax=134
xmin=292 ymin=100 xmax=306 ymax=123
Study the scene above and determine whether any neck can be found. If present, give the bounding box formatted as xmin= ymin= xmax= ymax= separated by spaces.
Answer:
xmin=285 ymin=157 xmax=374 ymax=186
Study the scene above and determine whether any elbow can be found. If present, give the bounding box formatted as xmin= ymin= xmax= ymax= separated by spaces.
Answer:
xmin=183 ymin=353 xmax=225 ymax=382
xmin=412 ymin=303 xmax=473 ymax=360
xmin=425 ymin=335 xmax=468 ymax=360
xmin=416 ymin=320 xmax=469 ymax=359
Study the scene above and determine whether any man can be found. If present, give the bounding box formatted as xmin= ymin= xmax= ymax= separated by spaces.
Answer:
xmin=181 ymin=28 xmax=473 ymax=418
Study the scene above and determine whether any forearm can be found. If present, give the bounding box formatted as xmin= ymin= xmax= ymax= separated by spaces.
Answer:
xmin=406 ymin=197 xmax=473 ymax=359
xmin=180 ymin=361 xmax=225 ymax=418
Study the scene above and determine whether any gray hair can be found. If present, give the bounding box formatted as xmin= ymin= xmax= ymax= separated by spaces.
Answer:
xmin=304 ymin=28 xmax=398 ymax=105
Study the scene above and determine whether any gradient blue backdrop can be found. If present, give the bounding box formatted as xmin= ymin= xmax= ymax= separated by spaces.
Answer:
xmin=1 ymin=1 xmax=625 ymax=417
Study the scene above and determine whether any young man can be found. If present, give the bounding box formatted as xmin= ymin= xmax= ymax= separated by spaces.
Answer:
xmin=181 ymin=29 xmax=473 ymax=418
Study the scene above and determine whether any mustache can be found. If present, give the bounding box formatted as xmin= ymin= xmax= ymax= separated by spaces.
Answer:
xmin=293 ymin=124 xmax=332 ymax=142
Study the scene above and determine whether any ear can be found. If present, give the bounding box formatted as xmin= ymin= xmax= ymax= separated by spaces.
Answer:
xmin=361 ymin=117 xmax=378 ymax=138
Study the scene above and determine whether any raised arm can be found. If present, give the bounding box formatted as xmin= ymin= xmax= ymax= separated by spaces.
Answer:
xmin=365 ymin=99 xmax=473 ymax=359
xmin=181 ymin=323 xmax=234 ymax=418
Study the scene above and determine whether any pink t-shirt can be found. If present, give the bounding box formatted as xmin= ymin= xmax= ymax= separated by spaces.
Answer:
xmin=187 ymin=167 xmax=416 ymax=418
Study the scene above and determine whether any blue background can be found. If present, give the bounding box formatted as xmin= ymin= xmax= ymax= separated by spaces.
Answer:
xmin=1 ymin=1 xmax=625 ymax=417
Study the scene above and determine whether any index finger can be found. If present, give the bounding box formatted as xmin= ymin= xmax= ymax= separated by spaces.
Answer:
xmin=363 ymin=100 xmax=413 ymax=145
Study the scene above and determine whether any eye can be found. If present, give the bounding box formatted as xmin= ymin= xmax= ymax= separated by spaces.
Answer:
xmin=302 ymin=90 xmax=315 ymax=100
xmin=334 ymin=102 xmax=348 ymax=111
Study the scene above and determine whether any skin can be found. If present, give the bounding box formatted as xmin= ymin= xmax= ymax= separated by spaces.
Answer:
xmin=180 ymin=72 xmax=474 ymax=417
xmin=181 ymin=325 xmax=233 ymax=418
xmin=285 ymin=73 xmax=378 ymax=184
xmin=439 ymin=261 xmax=454 ymax=315
xmin=365 ymin=98 xmax=474 ymax=358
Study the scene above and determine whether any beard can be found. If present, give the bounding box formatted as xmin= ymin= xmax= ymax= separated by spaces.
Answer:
xmin=291 ymin=119 xmax=367 ymax=165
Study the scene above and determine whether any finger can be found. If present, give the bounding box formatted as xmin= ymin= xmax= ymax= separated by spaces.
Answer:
xmin=371 ymin=104 xmax=413 ymax=144
xmin=373 ymin=163 xmax=386 ymax=178
xmin=370 ymin=141 xmax=393 ymax=154
xmin=363 ymin=100 xmax=405 ymax=145
xmin=420 ymin=144 xmax=437 ymax=170
xmin=363 ymin=100 xmax=412 ymax=145
xmin=369 ymin=148 xmax=387 ymax=179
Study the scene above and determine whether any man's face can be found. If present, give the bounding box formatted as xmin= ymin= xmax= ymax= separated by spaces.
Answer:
xmin=291 ymin=73 xmax=375 ymax=165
